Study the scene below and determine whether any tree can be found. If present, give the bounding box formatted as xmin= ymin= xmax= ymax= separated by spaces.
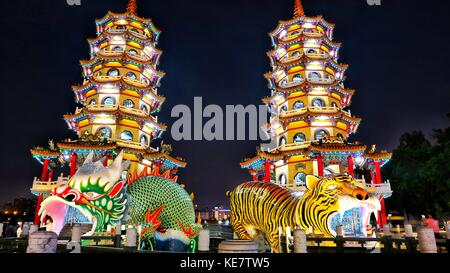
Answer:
xmin=383 ymin=116 xmax=450 ymax=219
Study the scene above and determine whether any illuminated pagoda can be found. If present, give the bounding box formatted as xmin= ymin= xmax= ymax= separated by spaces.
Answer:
xmin=240 ymin=0 xmax=392 ymax=229
xmin=30 ymin=0 xmax=186 ymax=225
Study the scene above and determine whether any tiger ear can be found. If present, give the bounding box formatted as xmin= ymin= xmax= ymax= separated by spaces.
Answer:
xmin=306 ymin=175 xmax=320 ymax=190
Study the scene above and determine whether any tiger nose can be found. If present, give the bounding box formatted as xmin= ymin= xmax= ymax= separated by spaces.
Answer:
xmin=353 ymin=188 xmax=368 ymax=201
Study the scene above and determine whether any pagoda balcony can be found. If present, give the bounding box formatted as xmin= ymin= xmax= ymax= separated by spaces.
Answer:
xmin=94 ymin=75 xmax=122 ymax=82
xmin=308 ymin=106 xmax=339 ymax=114
xmin=280 ymin=33 xmax=301 ymax=42
xmin=302 ymin=29 xmax=325 ymax=38
xmin=116 ymin=139 xmax=158 ymax=152
xmin=119 ymin=105 xmax=150 ymax=118
xmin=107 ymin=28 xmax=126 ymax=34
xmin=100 ymin=49 xmax=124 ymax=57
xmin=270 ymin=141 xmax=311 ymax=152
xmin=31 ymin=175 xmax=69 ymax=194
xmin=279 ymin=107 xmax=308 ymax=118
xmin=129 ymin=30 xmax=150 ymax=40
xmin=279 ymin=79 xmax=305 ymax=89
xmin=355 ymin=179 xmax=393 ymax=199
xmin=123 ymin=76 xmax=150 ymax=88
xmin=307 ymin=77 xmax=334 ymax=84
xmin=127 ymin=52 xmax=151 ymax=62
xmin=88 ymin=104 xmax=119 ymax=111
xmin=305 ymin=51 xmax=329 ymax=59
xmin=280 ymin=54 xmax=302 ymax=64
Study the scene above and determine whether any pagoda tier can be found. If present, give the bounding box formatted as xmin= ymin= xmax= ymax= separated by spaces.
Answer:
xmin=30 ymin=0 xmax=186 ymax=213
xmin=241 ymin=1 xmax=392 ymax=226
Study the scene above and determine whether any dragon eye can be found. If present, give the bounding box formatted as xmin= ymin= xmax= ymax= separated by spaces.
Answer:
xmin=83 ymin=192 xmax=103 ymax=200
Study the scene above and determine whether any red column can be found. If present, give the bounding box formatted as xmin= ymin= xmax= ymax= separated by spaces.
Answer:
xmin=251 ymin=169 xmax=258 ymax=182
xmin=70 ymin=153 xmax=78 ymax=176
xmin=34 ymin=194 xmax=43 ymax=225
xmin=317 ymin=154 xmax=324 ymax=177
xmin=103 ymin=154 xmax=110 ymax=167
xmin=347 ymin=155 xmax=354 ymax=177
xmin=41 ymin=160 xmax=49 ymax=182
xmin=264 ymin=162 xmax=271 ymax=183
xmin=373 ymin=161 xmax=387 ymax=227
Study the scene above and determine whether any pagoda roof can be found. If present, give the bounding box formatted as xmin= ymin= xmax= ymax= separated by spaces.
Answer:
xmin=269 ymin=15 xmax=335 ymax=42
xmin=95 ymin=11 xmax=161 ymax=37
xmin=30 ymin=148 xmax=60 ymax=158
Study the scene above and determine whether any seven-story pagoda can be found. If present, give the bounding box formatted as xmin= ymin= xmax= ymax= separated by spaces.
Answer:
xmin=240 ymin=0 xmax=392 ymax=228
xmin=30 ymin=0 xmax=186 ymax=224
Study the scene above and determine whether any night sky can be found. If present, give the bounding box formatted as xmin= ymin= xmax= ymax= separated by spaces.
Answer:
xmin=0 ymin=0 xmax=449 ymax=207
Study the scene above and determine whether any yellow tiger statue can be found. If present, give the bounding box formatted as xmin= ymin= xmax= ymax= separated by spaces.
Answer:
xmin=227 ymin=175 xmax=381 ymax=252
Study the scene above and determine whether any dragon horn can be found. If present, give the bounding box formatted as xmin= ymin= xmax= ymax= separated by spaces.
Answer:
xmin=172 ymin=176 xmax=178 ymax=183
xmin=162 ymin=170 xmax=171 ymax=179
xmin=151 ymin=166 xmax=160 ymax=176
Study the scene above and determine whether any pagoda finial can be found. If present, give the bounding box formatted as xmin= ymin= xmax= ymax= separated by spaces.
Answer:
xmin=294 ymin=0 xmax=305 ymax=18
xmin=127 ymin=0 xmax=138 ymax=15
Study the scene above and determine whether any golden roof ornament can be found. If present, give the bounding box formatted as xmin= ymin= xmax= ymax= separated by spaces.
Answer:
xmin=294 ymin=0 xmax=305 ymax=18
xmin=127 ymin=0 xmax=138 ymax=15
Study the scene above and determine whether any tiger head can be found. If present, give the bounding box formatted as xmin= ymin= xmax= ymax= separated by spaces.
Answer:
xmin=303 ymin=175 xmax=381 ymax=237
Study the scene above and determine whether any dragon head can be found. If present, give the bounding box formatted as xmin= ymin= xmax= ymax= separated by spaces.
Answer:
xmin=39 ymin=151 xmax=129 ymax=235
xmin=303 ymin=175 xmax=381 ymax=237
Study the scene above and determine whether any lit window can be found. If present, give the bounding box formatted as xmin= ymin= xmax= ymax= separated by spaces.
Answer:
xmin=107 ymin=68 xmax=120 ymax=77
xmin=307 ymin=48 xmax=317 ymax=54
xmin=279 ymin=137 xmax=287 ymax=147
xmin=315 ymin=129 xmax=329 ymax=141
xmin=140 ymin=135 xmax=148 ymax=145
xmin=308 ymin=72 xmax=321 ymax=79
xmin=112 ymin=46 xmax=123 ymax=52
xmin=292 ymin=51 xmax=301 ymax=57
xmin=123 ymin=99 xmax=134 ymax=108
xmin=294 ymin=172 xmax=306 ymax=186
xmin=280 ymin=105 xmax=288 ymax=113
xmin=294 ymin=133 xmax=306 ymax=143
xmin=140 ymin=104 xmax=149 ymax=113
xmin=293 ymin=101 xmax=304 ymax=110
xmin=279 ymin=174 xmax=287 ymax=186
xmin=141 ymin=77 xmax=149 ymax=84
xmin=312 ymin=98 xmax=326 ymax=107
xmin=126 ymin=72 xmax=137 ymax=80
xmin=89 ymin=99 xmax=96 ymax=105
xmin=97 ymin=127 xmax=112 ymax=138
xmin=337 ymin=133 xmax=344 ymax=140
xmin=331 ymin=102 xmax=339 ymax=108
xmin=116 ymin=25 xmax=126 ymax=30
xmin=128 ymin=49 xmax=138 ymax=55
xmin=293 ymin=74 xmax=303 ymax=82
xmin=102 ymin=97 xmax=116 ymax=105
xmin=120 ymin=131 xmax=133 ymax=141
xmin=291 ymin=31 xmax=300 ymax=36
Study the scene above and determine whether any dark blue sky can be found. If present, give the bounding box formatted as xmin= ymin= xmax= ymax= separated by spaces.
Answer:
xmin=0 ymin=0 xmax=449 ymax=207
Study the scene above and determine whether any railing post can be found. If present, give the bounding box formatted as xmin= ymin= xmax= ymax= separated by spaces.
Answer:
xmin=114 ymin=222 xmax=122 ymax=248
xmin=404 ymin=224 xmax=416 ymax=253
xmin=417 ymin=227 xmax=437 ymax=253
xmin=293 ymin=228 xmax=307 ymax=253
xmin=198 ymin=229 xmax=210 ymax=253
xmin=335 ymin=225 xmax=344 ymax=253
xmin=125 ymin=227 xmax=137 ymax=249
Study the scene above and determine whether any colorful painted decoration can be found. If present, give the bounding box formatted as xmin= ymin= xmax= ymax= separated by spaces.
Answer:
xmin=228 ymin=175 xmax=380 ymax=252
xmin=39 ymin=151 xmax=200 ymax=252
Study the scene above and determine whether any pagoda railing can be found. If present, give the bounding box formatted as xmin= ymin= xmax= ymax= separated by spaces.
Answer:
xmin=93 ymin=75 xmax=122 ymax=82
xmin=281 ymin=55 xmax=302 ymax=64
xmin=99 ymin=50 xmax=124 ymax=57
xmin=106 ymin=28 xmax=126 ymax=34
xmin=87 ymin=104 xmax=119 ymax=111
xmin=127 ymin=52 xmax=150 ymax=62
xmin=123 ymin=76 xmax=150 ymax=88
xmin=128 ymin=30 xmax=149 ymax=40
xmin=119 ymin=105 xmax=150 ymax=118
xmin=116 ymin=139 xmax=151 ymax=151
xmin=280 ymin=79 xmax=305 ymax=88
xmin=270 ymin=141 xmax=311 ymax=152
xmin=305 ymin=51 xmax=329 ymax=59
xmin=355 ymin=179 xmax=393 ymax=199
xmin=308 ymin=106 xmax=339 ymax=114
xmin=31 ymin=175 xmax=70 ymax=193
xmin=307 ymin=77 xmax=334 ymax=84
xmin=280 ymin=33 xmax=301 ymax=42
xmin=280 ymin=107 xmax=308 ymax=118
xmin=303 ymin=29 xmax=325 ymax=38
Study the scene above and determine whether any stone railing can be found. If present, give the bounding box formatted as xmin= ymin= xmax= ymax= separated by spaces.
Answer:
xmin=279 ymin=107 xmax=308 ymax=118
xmin=281 ymin=55 xmax=302 ymax=64
xmin=118 ymin=105 xmax=149 ymax=117
xmin=128 ymin=30 xmax=149 ymax=40
xmin=302 ymin=30 xmax=325 ymax=38
xmin=127 ymin=52 xmax=150 ymax=62
xmin=308 ymin=106 xmax=339 ymax=113
xmin=31 ymin=175 xmax=70 ymax=193
xmin=107 ymin=28 xmax=126 ymax=34
xmin=87 ymin=104 xmax=119 ymax=111
xmin=355 ymin=179 xmax=393 ymax=199
xmin=280 ymin=33 xmax=301 ymax=42
xmin=93 ymin=75 xmax=121 ymax=82
xmin=305 ymin=52 xmax=329 ymax=59
xmin=123 ymin=76 xmax=149 ymax=88
xmin=307 ymin=77 xmax=334 ymax=84
xmin=270 ymin=141 xmax=311 ymax=152
xmin=279 ymin=79 xmax=304 ymax=88
xmin=100 ymin=49 xmax=124 ymax=57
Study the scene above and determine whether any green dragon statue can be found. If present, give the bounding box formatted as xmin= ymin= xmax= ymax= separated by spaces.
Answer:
xmin=39 ymin=151 xmax=201 ymax=252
